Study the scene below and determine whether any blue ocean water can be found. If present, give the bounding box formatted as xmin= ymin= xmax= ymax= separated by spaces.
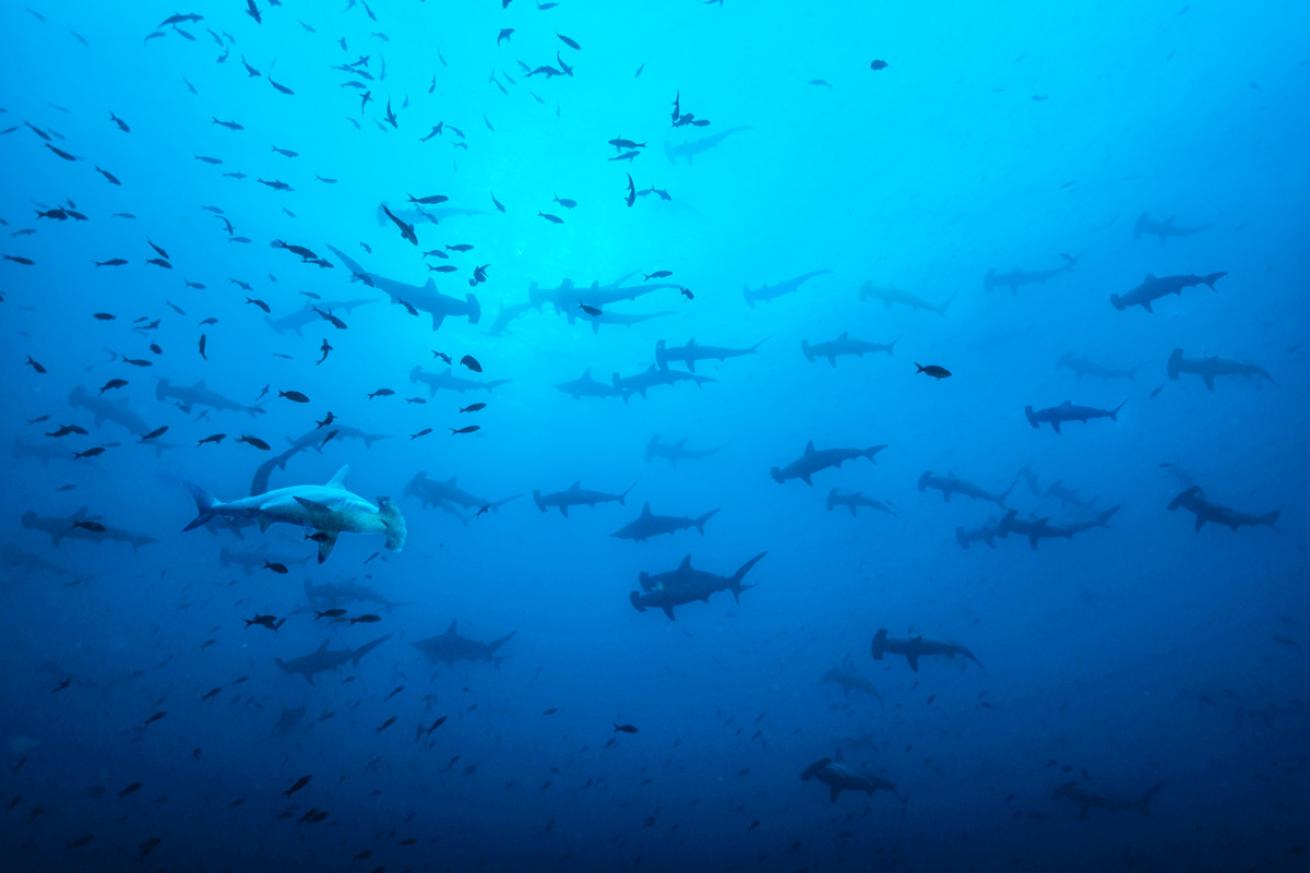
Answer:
xmin=2 ymin=1 xmax=1308 ymax=870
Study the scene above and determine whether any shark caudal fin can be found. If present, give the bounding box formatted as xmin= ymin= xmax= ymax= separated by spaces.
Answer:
xmin=1166 ymin=349 xmax=1184 ymax=380
xmin=1167 ymin=486 xmax=1201 ymax=511
xmin=487 ymin=631 xmax=516 ymax=655
xmin=1109 ymin=293 xmax=1126 ymax=311
xmin=1202 ymin=272 xmax=1226 ymax=289
xmin=1137 ymin=782 xmax=1164 ymax=816
xmin=1109 ymin=401 xmax=1126 ymax=421
xmin=695 ymin=508 xmax=721 ymax=533
xmin=465 ymin=293 xmax=482 ymax=324
xmin=800 ymin=340 xmax=813 ymax=362
xmin=182 ymin=485 xmax=220 ymax=532
xmin=1024 ymin=406 xmax=1039 ymax=428
xmin=1261 ymin=510 xmax=1281 ymax=531
xmin=350 ymin=634 xmax=391 ymax=666
xmin=871 ymin=628 xmax=888 ymax=660
xmin=729 ymin=551 xmax=767 ymax=599
xmin=629 ymin=591 xmax=646 ymax=613
xmin=1096 ymin=505 xmax=1122 ymax=527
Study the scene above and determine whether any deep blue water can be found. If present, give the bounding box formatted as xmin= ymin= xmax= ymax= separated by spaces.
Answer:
xmin=2 ymin=1 xmax=1308 ymax=870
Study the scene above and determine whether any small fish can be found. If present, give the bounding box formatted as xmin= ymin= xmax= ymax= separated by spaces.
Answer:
xmin=613 ymin=723 xmax=639 ymax=734
xmin=679 ymin=286 xmax=694 ymax=300
xmin=279 ymin=390 xmax=310 ymax=403
xmin=140 ymin=425 xmax=169 ymax=442
xmin=25 ymin=356 xmax=47 ymax=373
xmin=376 ymin=715 xmax=397 ymax=733
xmin=282 ymin=775 xmax=311 ymax=798
xmin=450 ymin=425 xmax=480 ymax=435
xmin=315 ymin=608 xmax=346 ymax=619
xmin=915 ymin=363 xmax=951 ymax=380
xmin=538 ymin=211 xmax=564 ymax=224
xmin=197 ymin=433 xmax=225 ymax=446
xmin=368 ymin=388 xmax=394 ymax=399
xmin=870 ymin=59 xmax=889 ymax=71
xmin=410 ymin=428 xmax=433 ymax=440
xmin=264 ymin=561 xmax=288 ymax=574
xmin=644 ymin=270 xmax=672 ymax=280
xmin=407 ymin=193 xmax=448 ymax=205
xmin=460 ymin=355 xmax=483 ymax=373
xmin=350 ymin=614 xmax=382 ymax=624
xmin=557 ymin=33 xmax=581 ymax=50
xmin=74 ymin=447 xmax=106 ymax=459
xmin=491 ymin=192 xmax=506 ymax=213
xmin=432 ymin=351 xmax=452 ymax=364
xmin=460 ymin=402 xmax=486 ymax=413
xmin=99 ymin=378 xmax=128 ymax=394
xmin=237 ymin=435 xmax=271 ymax=450
xmin=578 ymin=301 xmax=602 ymax=317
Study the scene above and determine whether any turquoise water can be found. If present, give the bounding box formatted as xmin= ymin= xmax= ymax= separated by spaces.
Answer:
xmin=2 ymin=1 xmax=1308 ymax=870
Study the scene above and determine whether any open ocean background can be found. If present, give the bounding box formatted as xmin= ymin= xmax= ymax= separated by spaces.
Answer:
xmin=1 ymin=1 xmax=1308 ymax=870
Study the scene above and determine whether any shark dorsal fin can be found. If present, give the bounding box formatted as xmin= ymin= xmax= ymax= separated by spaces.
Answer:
xmin=641 ymin=502 xmax=652 ymax=517
xmin=834 ymin=748 xmax=846 ymax=762
xmin=1145 ymin=273 xmax=1155 ymax=281
xmin=804 ymin=440 xmax=815 ymax=456
xmin=326 ymin=465 xmax=350 ymax=488
xmin=423 ymin=277 xmax=436 ymax=291
xmin=196 ymin=379 xmax=207 ymax=389
xmin=687 ymin=338 xmax=697 ymax=346
xmin=1060 ymin=400 xmax=1072 ymax=407
xmin=569 ymin=480 xmax=580 ymax=490
xmin=838 ymin=331 xmax=848 ymax=340
xmin=447 ymin=476 xmax=457 ymax=485
xmin=678 ymin=554 xmax=692 ymax=570
xmin=582 ymin=367 xmax=591 ymax=379
xmin=317 ymin=638 xmax=329 ymax=652
xmin=446 ymin=620 xmax=457 ymax=635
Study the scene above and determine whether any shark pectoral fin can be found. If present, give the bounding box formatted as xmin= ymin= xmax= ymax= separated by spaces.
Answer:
xmin=317 ymin=533 xmax=339 ymax=563
xmin=662 ymin=606 xmax=676 ymax=621
xmin=907 ymin=652 xmax=919 ymax=672
xmin=801 ymin=475 xmax=812 ymax=486
xmin=1202 ymin=374 xmax=1214 ymax=391
xmin=829 ymin=786 xmax=841 ymax=803
xmin=559 ymin=505 xmax=569 ymax=518
xmin=1051 ymin=421 xmax=1061 ymax=434
xmin=1194 ymin=515 xmax=1205 ymax=532
xmin=257 ymin=516 xmax=272 ymax=533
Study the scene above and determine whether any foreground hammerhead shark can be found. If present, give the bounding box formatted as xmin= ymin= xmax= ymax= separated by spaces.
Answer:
xmin=183 ymin=465 xmax=406 ymax=562
xmin=871 ymin=628 xmax=981 ymax=672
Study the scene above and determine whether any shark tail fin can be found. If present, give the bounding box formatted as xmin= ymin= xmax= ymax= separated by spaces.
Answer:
xmin=1138 ymin=782 xmax=1164 ymax=816
xmin=695 ymin=508 xmax=720 ymax=533
xmin=1202 ymin=271 xmax=1226 ymax=289
xmin=628 ymin=591 xmax=646 ymax=613
xmin=1096 ymin=505 xmax=1121 ymax=527
xmin=800 ymin=340 xmax=812 ymax=362
xmin=1261 ymin=510 xmax=1281 ymax=531
xmin=182 ymin=485 xmax=219 ymax=532
xmin=1109 ymin=401 xmax=1126 ymax=420
xmin=730 ymin=551 xmax=767 ymax=598
xmin=351 ymin=634 xmax=391 ymax=666
xmin=466 ymin=293 xmax=482 ymax=324
xmin=1024 ymin=405 xmax=1039 ymax=428
xmin=488 ymin=631 xmax=516 ymax=653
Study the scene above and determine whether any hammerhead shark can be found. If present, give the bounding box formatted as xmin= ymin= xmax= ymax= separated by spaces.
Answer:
xmin=276 ymin=635 xmax=391 ymax=684
xmin=183 ymin=465 xmax=406 ymax=562
xmin=871 ymin=628 xmax=981 ymax=672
